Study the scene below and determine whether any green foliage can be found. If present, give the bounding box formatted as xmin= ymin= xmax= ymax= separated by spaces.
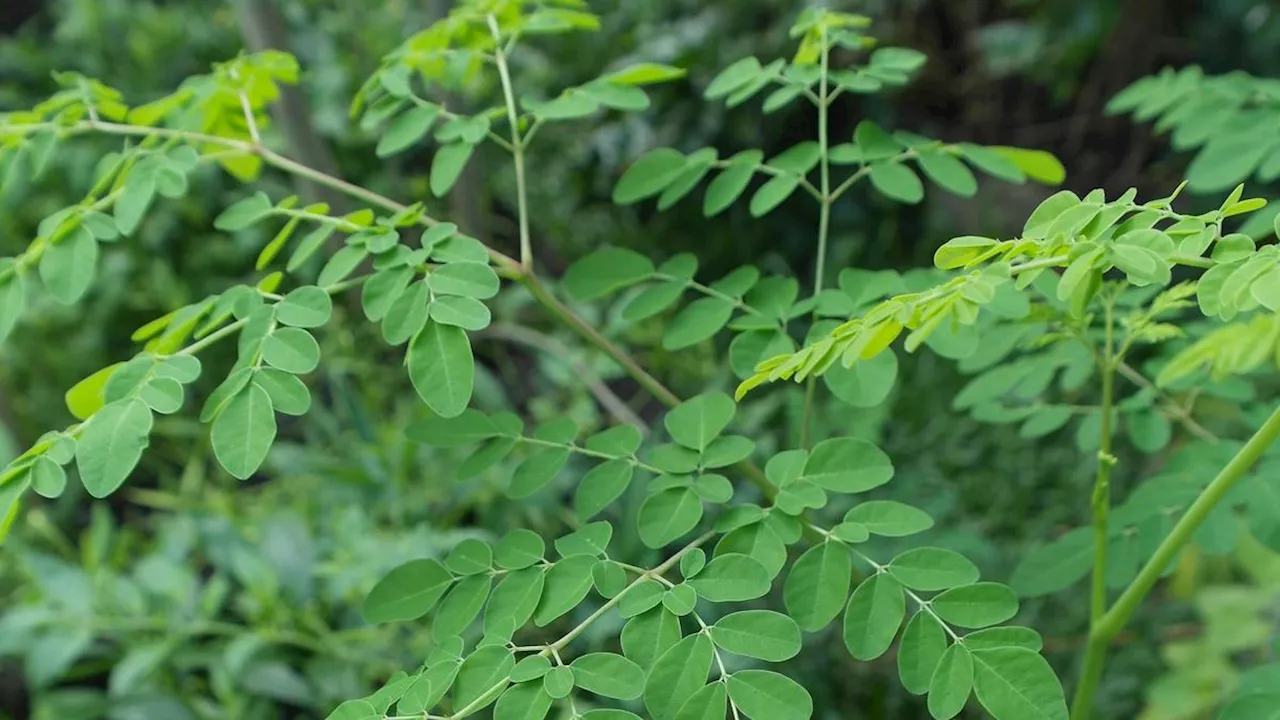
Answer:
xmin=8 ymin=2 xmax=1280 ymax=719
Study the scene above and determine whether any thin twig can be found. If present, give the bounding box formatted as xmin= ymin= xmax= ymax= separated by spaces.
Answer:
xmin=476 ymin=323 xmax=647 ymax=432
xmin=1116 ymin=361 xmax=1219 ymax=443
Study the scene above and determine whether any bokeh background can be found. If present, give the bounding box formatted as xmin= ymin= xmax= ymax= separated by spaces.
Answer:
xmin=2 ymin=1 xmax=1279 ymax=719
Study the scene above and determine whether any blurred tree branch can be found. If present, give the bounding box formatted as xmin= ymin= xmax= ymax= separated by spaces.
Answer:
xmin=236 ymin=0 xmax=349 ymax=214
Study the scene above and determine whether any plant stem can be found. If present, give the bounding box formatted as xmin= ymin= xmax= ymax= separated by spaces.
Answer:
xmin=487 ymin=15 xmax=533 ymax=269
xmin=1115 ymin=361 xmax=1218 ymax=443
xmin=1089 ymin=300 xmax=1117 ymax=627
xmin=814 ymin=28 xmax=832 ymax=297
xmin=1070 ymin=400 xmax=1280 ymax=718
xmin=1073 ymin=293 xmax=1119 ymax=719
xmin=800 ymin=28 xmax=832 ymax=449
xmin=518 ymin=275 xmax=680 ymax=407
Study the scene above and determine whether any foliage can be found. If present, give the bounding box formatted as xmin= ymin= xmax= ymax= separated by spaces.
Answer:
xmin=5 ymin=2 xmax=1280 ymax=720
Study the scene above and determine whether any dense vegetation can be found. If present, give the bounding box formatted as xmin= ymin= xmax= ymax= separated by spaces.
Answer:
xmin=3 ymin=2 xmax=1280 ymax=720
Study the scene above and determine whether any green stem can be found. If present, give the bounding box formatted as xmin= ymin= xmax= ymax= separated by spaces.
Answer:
xmin=1070 ymin=401 xmax=1280 ymax=718
xmin=800 ymin=29 xmax=832 ymax=450
xmin=487 ymin=16 xmax=532 ymax=269
xmin=814 ymin=28 xmax=832 ymax=296
xmin=518 ymin=275 xmax=680 ymax=408
xmin=1089 ymin=301 xmax=1117 ymax=627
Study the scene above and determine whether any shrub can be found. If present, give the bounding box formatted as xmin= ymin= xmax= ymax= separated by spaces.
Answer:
xmin=2 ymin=3 xmax=1278 ymax=719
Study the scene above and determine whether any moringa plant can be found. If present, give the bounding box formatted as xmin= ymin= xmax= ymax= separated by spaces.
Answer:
xmin=1 ymin=2 xmax=1275 ymax=719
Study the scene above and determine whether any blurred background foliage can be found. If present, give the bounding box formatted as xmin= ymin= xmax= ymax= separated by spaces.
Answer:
xmin=2 ymin=0 xmax=1280 ymax=719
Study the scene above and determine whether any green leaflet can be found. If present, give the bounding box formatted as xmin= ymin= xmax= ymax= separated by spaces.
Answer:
xmin=703 ymin=151 xmax=762 ymax=216
xmin=622 ymin=280 xmax=687 ymax=322
xmin=563 ymin=247 xmax=656 ymax=301
xmin=408 ymin=321 xmax=474 ymax=418
xmin=509 ymin=448 xmax=570 ymax=498
xmin=406 ymin=409 xmax=498 ymax=447
xmin=869 ymin=162 xmax=924 ymax=204
xmin=39 ymin=227 xmax=98 ymax=304
xmin=252 ymin=370 xmax=310 ymax=416
xmin=0 ymin=271 xmax=25 ymax=346
xmin=211 ymin=384 xmax=277 ymax=480
xmin=261 ymin=327 xmax=321 ymax=374
xmin=275 ymin=286 xmax=332 ymax=328
xmin=638 ymin=488 xmax=703 ymax=548
xmin=362 ymin=558 xmax=453 ymax=624
xmin=899 ymin=612 xmax=948 ymax=695
xmin=30 ymin=456 xmax=67 ymax=499
xmin=644 ymin=633 xmax=713 ymax=720
xmin=716 ymin=519 xmax=789 ymax=578
xmin=664 ymin=585 xmax=696 ymax=615
xmin=484 ymin=567 xmax=545 ymax=634
xmin=710 ymin=610 xmax=801 ymax=662
xmin=888 ymin=547 xmax=980 ymax=591
xmin=846 ymin=501 xmax=934 ymax=537
xmin=214 ymin=192 xmax=273 ymax=231
xmin=803 ymin=437 xmax=894 ymax=493
xmin=917 ymin=150 xmax=977 ymax=197
xmin=543 ymin=666 xmax=574 ymax=698
xmin=432 ymin=575 xmax=491 ymax=639
xmin=687 ymin=553 xmax=770 ymax=601
xmin=574 ymin=459 xmax=634 ymax=520
xmin=824 ymin=350 xmax=898 ymax=407
xmin=928 ymin=643 xmax=974 ymax=720
xmin=614 ymin=149 xmax=689 ymax=205
xmin=931 ymin=583 xmax=1019 ymax=629
xmin=614 ymin=567 xmax=654 ymax=599
xmin=971 ymin=647 xmax=1068 ymax=720
xmin=555 ymin=521 xmax=612 ymax=558
xmin=843 ymin=572 xmax=905 ymax=661
xmin=493 ymin=529 xmax=545 ymax=570
xmin=431 ymin=262 xmax=501 ymax=299
xmin=452 ymin=645 xmax=514 ymax=714
xmin=569 ymin=653 xmax=644 ymax=700
xmin=493 ymin=681 xmax=553 ymax=720
xmin=619 ymin=579 xmax=665 ymax=618
xmin=664 ymin=392 xmax=735 ymax=451
xmin=533 ymin=555 xmax=595 ymax=626
xmin=784 ymin=541 xmax=852 ymax=631
xmin=377 ymin=105 xmax=439 ymax=157
xmin=663 ymin=297 xmax=734 ymax=349
xmin=725 ymin=670 xmax=813 ymax=720
xmin=749 ymin=175 xmax=800 ymax=217
xmin=673 ymin=682 xmax=726 ymax=720
xmin=382 ymin=280 xmax=432 ymax=346
xmin=962 ymin=627 xmax=1044 ymax=652
xmin=430 ymin=142 xmax=476 ymax=197
xmin=445 ymin=538 xmax=493 ymax=575
xmin=326 ymin=700 xmax=378 ymax=720
xmin=1009 ymin=528 xmax=1094 ymax=597
xmin=679 ymin=549 xmax=706 ymax=579
xmin=75 ymin=398 xmax=153 ymax=498
xmin=593 ymin=561 xmax=627 ymax=598
xmin=622 ymin=606 xmax=683 ymax=669
xmin=510 ymin=656 xmax=551 ymax=683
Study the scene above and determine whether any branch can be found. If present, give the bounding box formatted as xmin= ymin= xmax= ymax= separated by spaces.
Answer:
xmin=4 ymin=118 xmax=790 ymax=503
xmin=1115 ymin=361 xmax=1219 ymax=444
xmin=1071 ymin=400 xmax=1280 ymax=718
xmin=488 ymin=15 xmax=532 ymax=269
xmin=475 ymin=322 xmax=647 ymax=432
